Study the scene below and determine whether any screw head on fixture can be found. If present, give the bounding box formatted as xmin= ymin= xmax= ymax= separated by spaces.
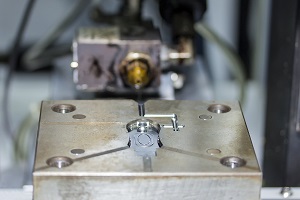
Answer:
xmin=281 ymin=187 xmax=293 ymax=198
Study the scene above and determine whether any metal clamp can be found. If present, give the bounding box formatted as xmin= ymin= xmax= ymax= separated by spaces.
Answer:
xmin=127 ymin=119 xmax=162 ymax=157
xmin=143 ymin=113 xmax=185 ymax=132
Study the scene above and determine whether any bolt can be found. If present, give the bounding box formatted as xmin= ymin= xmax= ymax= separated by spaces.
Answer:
xmin=70 ymin=61 xmax=78 ymax=68
xmin=281 ymin=187 xmax=293 ymax=198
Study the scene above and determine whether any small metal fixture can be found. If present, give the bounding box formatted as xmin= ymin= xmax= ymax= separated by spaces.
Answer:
xmin=143 ymin=113 xmax=185 ymax=131
xmin=281 ymin=187 xmax=293 ymax=198
xmin=127 ymin=119 xmax=162 ymax=157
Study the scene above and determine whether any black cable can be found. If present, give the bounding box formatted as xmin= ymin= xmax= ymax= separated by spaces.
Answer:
xmin=25 ymin=43 xmax=72 ymax=68
xmin=2 ymin=0 xmax=36 ymax=141
xmin=0 ymin=53 xmax=9 ymax=63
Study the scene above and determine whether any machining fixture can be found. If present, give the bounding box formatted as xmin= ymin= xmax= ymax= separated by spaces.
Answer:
xmin=127 ymin=119 xmax=162 ymax=156
xmin=33 ymin=100 xmax=261 ymax=200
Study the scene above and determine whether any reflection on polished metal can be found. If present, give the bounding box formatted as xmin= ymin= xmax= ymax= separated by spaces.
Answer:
xmin=33 ymin=100 xmax=261 ymax=200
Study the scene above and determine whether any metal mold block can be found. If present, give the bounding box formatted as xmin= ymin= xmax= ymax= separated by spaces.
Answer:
xmin=72 ymin=27 xmax=161 ymax=92
xmin=33 ymin=100 xmax=261 ymax=199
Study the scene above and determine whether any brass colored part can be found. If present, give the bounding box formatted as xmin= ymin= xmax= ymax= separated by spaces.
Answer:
xmin=120 ymin=52 xmax=154 ymax=89
xmin=127 ymin=60 xmax=149 ymax=89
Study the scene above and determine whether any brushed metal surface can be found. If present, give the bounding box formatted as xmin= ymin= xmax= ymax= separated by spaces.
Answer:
xmin=33 ymin=100 xmax=261 ymax=199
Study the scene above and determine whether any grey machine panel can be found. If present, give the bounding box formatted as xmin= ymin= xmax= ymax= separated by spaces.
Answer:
xmin=33 ymin=100 xmax=261 ymax=200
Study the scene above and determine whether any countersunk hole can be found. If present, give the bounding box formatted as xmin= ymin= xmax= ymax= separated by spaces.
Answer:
xmin=46 ymin=156 xmax=73 ymax=168
xmin=72 ymin=114 xmax=86 ymax=119
xmin=206 ymin=148 xmax=221 ymax=155
xmin=52 ymin=104 xmax=76 ymax=114
xmin=220 ymin=156 xmax=246 ymax=169
xmin=208 ymin=104 xmax=231 ymax=114
xmin=70 ymin=149 xmax=85 ymax=155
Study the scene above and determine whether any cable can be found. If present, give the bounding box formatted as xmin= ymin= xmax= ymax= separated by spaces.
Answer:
xmin=24 ymin=43 xmax=72 ymax=68
xmin=2 ymin=0 xmax=36 ymax=142
xmin=194 ymin=22 xmax=246 ymax=104
xmin=23 ymin=0 xmax=91 ymax=71
xmin=0 ymin=53 xmax=9 ymax=63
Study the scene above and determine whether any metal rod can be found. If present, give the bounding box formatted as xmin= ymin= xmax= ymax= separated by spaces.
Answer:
xmin=161 ymin=125 xmax=185 ymax=129
xmin=138 ymin=104 xmax=145 ymax=116
xmin=144 ymin=113 xmax=183 ymax=131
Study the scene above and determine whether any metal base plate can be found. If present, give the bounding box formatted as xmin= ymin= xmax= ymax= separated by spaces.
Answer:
xmin=33 ymin=100 xmax=261 ymax=199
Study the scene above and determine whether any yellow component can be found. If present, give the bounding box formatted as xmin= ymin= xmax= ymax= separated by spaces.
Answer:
xmin=119 ymin=52 xmax=154 ymax=89
xmin=126 ymin=60 xmax=149 ymax=89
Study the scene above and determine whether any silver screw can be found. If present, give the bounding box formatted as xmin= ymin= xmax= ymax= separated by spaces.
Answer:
xmin=70 ymin=61 xmax=78 ymax=68
xmin=281 ymin=187 xmax=293 ymax=198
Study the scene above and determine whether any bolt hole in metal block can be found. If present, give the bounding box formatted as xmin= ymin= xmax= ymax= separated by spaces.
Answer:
xmin=46 ymin=156 xmax=73 ymax=168
xmin=207 ymin=104 xmax=231 ymax=114
xmin=51 ymin=104 xmax=76 ymax=113
xmin=34 ymin=100 xmax=261 ymax=200
xmin=220 ymin=156 xmax=247 ymax=168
